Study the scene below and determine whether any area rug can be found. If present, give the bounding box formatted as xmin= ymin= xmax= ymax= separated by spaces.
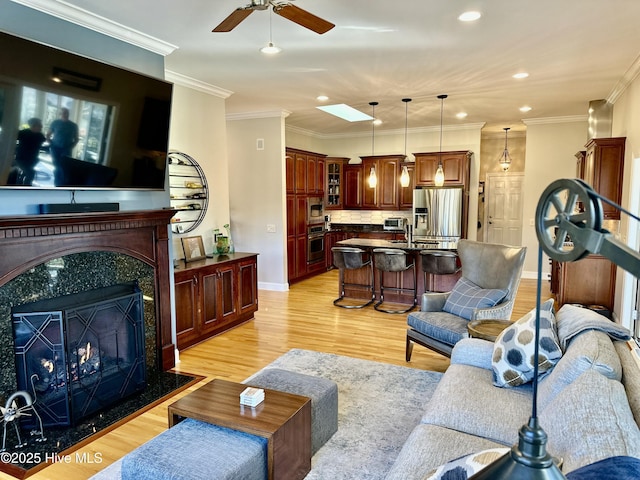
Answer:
xmin=92 ymin=349 xmax=442 ymax=480
xmin=1 ymin=370 xmax=202 ymax=479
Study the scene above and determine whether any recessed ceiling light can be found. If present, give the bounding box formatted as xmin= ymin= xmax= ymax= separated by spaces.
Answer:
xmin=316 ymin=95 xmax=329 ymax=102
xmin=513 ymin=72 xmax=529 ymax=79
xmin=520 ymin=106 xmax=533 ymax=112
xmin=458 ymin=11 xmax=481 ymax=22
xmin=373 ymin=118 xmax=383 ymax=126
xmin=316 ymin=104 xmax=374 ymax=122
xmin=456 ymin=112 xmax=468 ymax=119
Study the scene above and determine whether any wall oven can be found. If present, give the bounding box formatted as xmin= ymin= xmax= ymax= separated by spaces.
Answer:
xmin=307 ymin=197 xmax=324 ymax=225
xmin=307 ymin=225 xmax=325 ymax=264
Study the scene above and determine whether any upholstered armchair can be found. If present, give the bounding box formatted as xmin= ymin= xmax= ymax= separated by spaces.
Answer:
xmin=406 ymin=240 xmax=527 ymax=360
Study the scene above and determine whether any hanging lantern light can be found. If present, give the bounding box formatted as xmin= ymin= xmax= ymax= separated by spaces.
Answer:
xmin=400 ymin=98 xmax=412 ymax=187
xmin=368 ymin=101 xmax=378 ymax=188
xmin=434 ymin=94 xmax=447 ymax=187
xmin=498 ymin=127 xmax=513 ymax=171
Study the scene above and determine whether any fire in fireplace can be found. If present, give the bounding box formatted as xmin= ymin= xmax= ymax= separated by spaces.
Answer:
xmin=11 ymin=282 xmax=146 ymax=428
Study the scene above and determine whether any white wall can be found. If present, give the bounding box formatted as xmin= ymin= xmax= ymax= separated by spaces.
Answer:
xmin=520 ymin=119 xmax=587 ymax=276
xmin=227 ymin=115 xmax=289 ymax=290
xmin=611 ymin=73 xmax=640 ymax=329
xmin=168 ymin=84 xmax=230 ymax=257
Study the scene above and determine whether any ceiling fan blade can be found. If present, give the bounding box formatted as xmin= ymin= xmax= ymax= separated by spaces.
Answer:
xmin=273 ymin=4 xmax=335 ymax=34
xmin=212 ymin=7 xmax=254 ymax=32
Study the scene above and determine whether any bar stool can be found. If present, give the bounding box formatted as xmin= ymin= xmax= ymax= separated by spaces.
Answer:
xmin=420 ymin=250 xmax=460 ymax=292
xmin=332 ymin=247 xmax=375 ymax=308
xmin=372 ymin=248 xmax=417 ymax=314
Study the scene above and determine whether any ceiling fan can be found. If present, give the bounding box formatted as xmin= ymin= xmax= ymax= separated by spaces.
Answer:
xmin=212 ymin=0 xmax=335 ymax=34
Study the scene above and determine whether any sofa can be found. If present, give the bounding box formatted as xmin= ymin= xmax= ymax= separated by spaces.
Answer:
xmin=386 ymin=303 xmax=640 ymax=479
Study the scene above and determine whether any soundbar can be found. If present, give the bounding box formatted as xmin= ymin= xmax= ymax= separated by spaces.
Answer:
xmin=39 ymin=203 xmax=120 ymax=214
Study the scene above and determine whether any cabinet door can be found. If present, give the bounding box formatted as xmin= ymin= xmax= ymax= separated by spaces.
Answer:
xmin=307 ymin=155 xmax=317 ymax=193
xmin=361 ymin=158 xmax=377 ymax=209
xmin=286 ymin=194 xmax=295 ymax=237
xmin=378 ymin=158 xmax=399 ymax=209
xmin=287 ymin=236 xmax=296 ymax=280
xmin=295 ymin=196 xmax=307 ymax=236
xmin=238 ymin=257 xmax=258 ymax=317
xmin=295 ymin=235 xmax=308 ymax=278
xmin=415 ymin=152 xmax=466 ymax=186
xmin=325 ymin=159 xmax=344 ymax=209
xmin=399 ymin=163 xmax=415 ymax=209
xmin=557 ymin=255 xmax=616 ymax=309
xmin=585 ymin=138 xmax=625 ymax=220
xmin=286 ymin=152 xmax=295 ymax=193
xmin=316 ymin=157 xmax=325 ymax=194
xmin=217 ymin=264 xmax=237 ymax=323
xmin=174 ymin=273 xmax=198 ymax=348
xmin=344 ymin=165 xmax=363 ymax=208
xmin=201 ymin=271 xmax=222 ymax=335
xmin=295 ymin=153 xmax=307 ymax=193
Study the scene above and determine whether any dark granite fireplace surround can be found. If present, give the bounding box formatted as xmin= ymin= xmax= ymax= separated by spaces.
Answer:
xmin=0 ymin=210 xmax=195 ymax=477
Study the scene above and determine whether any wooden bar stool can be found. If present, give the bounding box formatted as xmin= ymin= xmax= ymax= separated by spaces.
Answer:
xmin=331 ymin=247 xmax=375 ymax=308
xmin=420 ymin=250 xmax=460 ymax=292
xmin=372 ymin=248 xmax=416 ymax=314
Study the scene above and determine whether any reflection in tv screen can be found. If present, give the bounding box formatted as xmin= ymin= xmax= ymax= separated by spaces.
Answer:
xmin=0 ymin=30 xmax=172 ymax=190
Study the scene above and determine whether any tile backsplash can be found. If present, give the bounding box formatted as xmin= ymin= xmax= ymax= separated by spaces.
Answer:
xmin=328 ymin=210 xmax=412 ymax=226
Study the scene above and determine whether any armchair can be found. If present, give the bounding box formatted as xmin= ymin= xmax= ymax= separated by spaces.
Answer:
xmin=406 ymin=240 xmax=526 ymax=360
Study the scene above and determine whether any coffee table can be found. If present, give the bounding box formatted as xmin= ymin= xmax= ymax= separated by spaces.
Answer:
xmin=467 ymin=319 xmax=513 ymax=341
xmin=167 ymin=378 xmax=311 ymax=480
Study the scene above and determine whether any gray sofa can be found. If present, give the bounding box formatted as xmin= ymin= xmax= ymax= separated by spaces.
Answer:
xmin=386 ymin=305 xmax=640 ymax=478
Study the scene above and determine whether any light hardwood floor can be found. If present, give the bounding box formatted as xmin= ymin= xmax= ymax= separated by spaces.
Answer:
xmin=12 ymin=270 xmax=549 ymax=480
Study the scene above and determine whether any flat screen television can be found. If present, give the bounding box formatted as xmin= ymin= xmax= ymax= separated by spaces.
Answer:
xmin=0 ymin=30 xmax=172 ymax=190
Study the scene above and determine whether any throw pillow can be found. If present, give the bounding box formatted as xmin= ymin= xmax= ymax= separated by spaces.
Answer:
xmin=565 ymin=456 xmax=640 ymax=480
xmin=442 ymin=277 xmax=507 ymax=320
xmin=492 ymin=298 xmax=562 ymax=387
xmin=422 ymin=448 xmax=510 ymax=480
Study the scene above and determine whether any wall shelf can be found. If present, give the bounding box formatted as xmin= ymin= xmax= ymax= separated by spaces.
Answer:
xmin=168 ymin=151 xmax=208 ymax=234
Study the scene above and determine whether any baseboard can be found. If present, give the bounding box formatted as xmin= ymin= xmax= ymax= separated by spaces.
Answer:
xmin=258 ymin=281 xmax=289 ymax=292
xmin=39 ymin=202 xmax=120 ymax=214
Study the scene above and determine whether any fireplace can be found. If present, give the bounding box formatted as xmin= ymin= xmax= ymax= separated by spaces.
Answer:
xmin=12 ymin=282 xmax=146 ymax=427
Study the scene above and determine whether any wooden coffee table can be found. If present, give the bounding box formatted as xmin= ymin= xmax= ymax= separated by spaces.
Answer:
xmin=167 ymin=378 xmax=311 ymax=480
xmin=467 ymin=319 xmax=513 ymax=341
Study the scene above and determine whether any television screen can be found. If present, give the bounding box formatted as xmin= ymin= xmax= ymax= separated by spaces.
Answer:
xmin=0 ymin=30 xmax=172 ymax=190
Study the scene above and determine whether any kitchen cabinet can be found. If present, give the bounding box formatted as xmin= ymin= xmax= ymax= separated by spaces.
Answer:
xmin=575 ymin=151 xmax=586 ymax=180
xmin=414 ymin=151 xmax=471 ymax=187
xmin=325 ymin=231 xmax=348 ymax=268
xmin=550 ymin=255 xmax=616 ymax=311
xmin=286 ymin=147 xmax=327 ymax=195
xmin=174 ymin=253 xmax=258 ymax=350
xmin=326 ymin=157 xmax=348 ymax=209
xmin=583 ymin=137 xmax=625 ymax=219
xmin=344 ymin=164 xmax=363 ymax=209
xmin=361 ymin=155 xmax=405 ymax=210
xmin=398 ymin=162 xmax=415 ymax=209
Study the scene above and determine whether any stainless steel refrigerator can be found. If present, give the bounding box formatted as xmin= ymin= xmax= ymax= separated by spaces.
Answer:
xmin=412 ymin=187 xmax=463 ymax=244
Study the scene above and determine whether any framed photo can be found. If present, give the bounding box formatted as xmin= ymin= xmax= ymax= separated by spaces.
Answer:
xmin=181 ymin=236 xmax=206 ymax=262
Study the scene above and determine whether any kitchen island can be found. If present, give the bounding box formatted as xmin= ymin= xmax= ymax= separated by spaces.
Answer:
xmin=334 ymin=238 xmax=461 ymax=308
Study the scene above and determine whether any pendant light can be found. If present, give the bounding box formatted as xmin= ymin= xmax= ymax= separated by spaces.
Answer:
xmin=368 ymin=101 xmax=378 ymax=188
xmin=400 ymin=98 xmax=412 ymax=188
xmin=498 ymin=127 xmax=513 ymax=171
xmin=260 ymin=9 xmax=281 ymax=54
xmin=434 ymin=94 xmax=447 ymax=187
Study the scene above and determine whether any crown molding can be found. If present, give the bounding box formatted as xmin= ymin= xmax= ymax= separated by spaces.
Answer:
xmin=286 ymin=122 xmax=486 ymax=140
xmin=608 ymin=52 xmax=640 ymax=104
xmin=165 ymin=70 xmax=233 ymax=98
xmin=10 ymin=0 xmax=178 ymax=55
xmin=523 ymin=115 xmax=587 ymax=126
xmin=226 ymin=110 xmax=292 ymax=121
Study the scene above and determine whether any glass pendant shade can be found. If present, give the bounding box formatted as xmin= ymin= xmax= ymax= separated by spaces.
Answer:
xmin=400 ymin=165 xmax=410 ymax=187
xmin=368 ymin=167 xmax=377 ymax=188
xmin=435 ymin=94 xmax=447 ymax=186
xmin=498 ymin=127 xmax=513 ymax=171
xmin=434 ymin=161 xmax=445 ymax=187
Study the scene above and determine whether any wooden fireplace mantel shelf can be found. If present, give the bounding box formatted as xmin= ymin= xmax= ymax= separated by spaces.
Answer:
xmin=0 ymin=208 xmax=178 ymax=370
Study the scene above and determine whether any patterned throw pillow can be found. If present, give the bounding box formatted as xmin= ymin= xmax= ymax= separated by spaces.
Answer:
xmin=422 ymin=448 xmax=510 ymax=480
xmin=442 ymin=277 xmax=508 ymax=320
xmin=492 ymin=298 xmax=562 ymax=387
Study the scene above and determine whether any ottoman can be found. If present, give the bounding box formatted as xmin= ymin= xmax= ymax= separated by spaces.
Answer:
xmin=121 ymin=418 xmax=267 ymax=480
xmin=243 ymin=368 xmax=338 ymax=455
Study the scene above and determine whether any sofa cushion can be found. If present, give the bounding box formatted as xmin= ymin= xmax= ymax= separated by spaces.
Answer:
xmin=492 ymin=298 xmax=561 ymax=388
xmin=556 ymin=304 xmax=631 ymax=350
xmin=422 ymin=447 xmax=509 ymax=480
xmin=565 ymin=456 xmax=640 ymax=480
xmin=450 ymin=338 xmax=495 ymax=371
xmin=614 ymin=340 xmax=640 ymax=426
xmin=442 ymin=277 xmax=507 ymax=320
xmin=421 ymin=363 xmax=531 ymax=445
xmin=384 ymin=424 xmax=504 ymax=480
xmin=540 ymin=369 xmax=640 ymax=473
xmin=408 ymin=310 xmax=470 ymax=348
xmin=538 ymin=330 xmax=622 ymax=409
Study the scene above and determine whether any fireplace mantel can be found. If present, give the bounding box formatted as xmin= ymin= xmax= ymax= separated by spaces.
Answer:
xmin=0 ymin=209 xmax=177 ymax=370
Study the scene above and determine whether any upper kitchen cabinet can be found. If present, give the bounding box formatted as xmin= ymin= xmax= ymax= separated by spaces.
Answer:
xmin=286 ymin=147 xmax=327 ymax=196
xmin=360 ymin=155 xmax=406 ymax=210
xmin=583 ymin=137 xmax=625 ymax=219
xmin=398 ymin=162 xmax=415 ymax=209
xmin=414 ymin=151 xmax=471 ymax=187
xmin=344 ymin=164 xmax=363 ymax=209
xmin=326 ymin=157 xmax=349 ymax=210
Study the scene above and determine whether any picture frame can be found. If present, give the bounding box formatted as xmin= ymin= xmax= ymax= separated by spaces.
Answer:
xmin=181 ymin=236 xmax=206 ymax=262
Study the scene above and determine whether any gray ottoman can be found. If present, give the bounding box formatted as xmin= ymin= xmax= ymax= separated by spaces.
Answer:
xmin=244 ymin=368 xmax=338 ymax=454
xmin=121 ymin=418 xmax=267 ymax=480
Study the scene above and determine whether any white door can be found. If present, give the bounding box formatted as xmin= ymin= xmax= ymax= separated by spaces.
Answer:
xmin=485 ymin=173 xmax=524 ymax=245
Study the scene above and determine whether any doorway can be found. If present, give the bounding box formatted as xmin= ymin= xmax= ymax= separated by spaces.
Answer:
xmin=484 ymin=173 xmax=524 ymax=246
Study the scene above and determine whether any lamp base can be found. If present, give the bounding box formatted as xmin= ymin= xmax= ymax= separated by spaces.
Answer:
xmin=469 ymin=417 xmax=566 ymax=480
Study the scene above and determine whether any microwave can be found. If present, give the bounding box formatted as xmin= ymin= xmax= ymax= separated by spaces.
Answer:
xmin=383 ymin=217 xmax=407 ymax=231
xmin=307 ymin=197 xmax=324 ymax=224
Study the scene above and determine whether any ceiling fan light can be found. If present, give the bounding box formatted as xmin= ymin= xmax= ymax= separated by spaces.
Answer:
xmin=260 ymin=42 xmax=281 ymax=54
